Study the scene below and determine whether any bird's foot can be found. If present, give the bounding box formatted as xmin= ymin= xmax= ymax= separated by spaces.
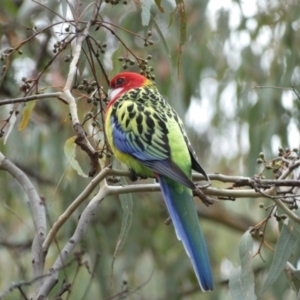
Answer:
xmin=193 ymin=188 xmax=216 ymax=207
xmin=128 ymin=169 xmax=148 ymax=182
xmin=128 ymin=169 xmax=139 ymax=182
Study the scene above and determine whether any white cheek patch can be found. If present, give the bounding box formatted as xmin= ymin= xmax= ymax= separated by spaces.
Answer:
xmin=108 ymin=87 xmax=124 ymax=101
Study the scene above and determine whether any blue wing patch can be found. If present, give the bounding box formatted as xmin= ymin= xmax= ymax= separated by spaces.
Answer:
xmin=111 ymin=116 xmax=195 ymax=189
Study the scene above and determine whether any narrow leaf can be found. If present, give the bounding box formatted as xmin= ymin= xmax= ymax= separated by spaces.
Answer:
xmin=175 ymin=0 xmax=187 ymax=46
xmin=167 ymin=8 xmax=176 ymax=29
xmin=285 ymin=262 xmax=300 ymax=293
xmin=140 ymin=0 xmax=151 ymax=26
xmin=175 ymin=0 xmax=187 ymax=73
xmin=4 ymin=112 xmax=17 ymax=144
xmin=19 ymin=100 xmax=36 ymax=131
xmin=229 ymin=231 xmax=256 ymax=300
xmin=60 ymin=0 xmax=67 ymax=18
xmin=258 ymin=223 xmax=297 ymax=297
xmin=79 ymin=42 xmax=89 ymax=78
xmin=289 ymin=219 xmax=300 ymax=241
xmin=64 ymin=136 xmax=88 ymax=177
xmin=111 ymin=43 xmax=123 ymax=75
xmin=154 ymin=0 xmax=164 ymax=13
xmin=111 ymin=179 xmax=133 ymax=281
xmin=152 ymin=18 xmax=174 ymax=79
xmin=113 ymin=193 xmax=133 ymax=258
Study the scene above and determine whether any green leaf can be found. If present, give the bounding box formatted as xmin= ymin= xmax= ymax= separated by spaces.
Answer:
xmin=258 ymin=223 xmax=297 ymax=297
xmin=229 ymin=231 xmax=256 ymax=300
xmin=64 ymin=136 xmax=88 ymax=178
xmin=175 ymin=0 xmax=187 ymax=73
xmin=60 ymin=0 xmax=67 ymax=18
xmin=152 ymin=18 xmax=174 ymax=79
xmin=154 ymin=0 xmax=164 ymax=13
xmin=110 ymin=42 xmax=123 ymax=76
xmin=113 ymin=193 xmax=133 ymax=257
xmin=140 ymin=0 xmax=151 ymax=26
xmin=111 ymin=178 xmax=133 ymax=280
xmin=167 ymin=8 xmax=176 ymax=29
xmin=288 ymin=207 xmax=300 ymax=241
xmin=289 ymin=219 xmax=300 ymax=241
xmin=285 ymin=262 xmax=300 ymax=293
xmin=79 ymin=41 xmax=89 ymax=78
xmin=19 ymin=100 xmax=36 ymax=131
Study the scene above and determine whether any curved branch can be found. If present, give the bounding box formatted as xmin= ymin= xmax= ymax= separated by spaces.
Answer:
xmin=0 ymin=152 xmax=46 ymax=289
xmin=42 ymin=167 xmax=111 ymax=251
xmin=36 ymin=181 xmax=111 ymax=299
xmin=60 ymin=20 xmax=100 ymax=176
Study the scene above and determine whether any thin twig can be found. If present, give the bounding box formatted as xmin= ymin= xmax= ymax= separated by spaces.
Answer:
xmin=0 ymin=92 xmax=62 ymax=106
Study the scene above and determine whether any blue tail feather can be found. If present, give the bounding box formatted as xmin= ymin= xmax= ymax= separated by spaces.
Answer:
xmin=158 ymin=175 xmax=213 ymax=291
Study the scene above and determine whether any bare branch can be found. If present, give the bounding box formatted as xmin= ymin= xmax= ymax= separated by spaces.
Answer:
xmin=0 ymin=92 xmax=62 ymax=106
xmin=36 ymin=181 xmax=111 ymax=299
xmin=0 ymin=256 xmax=77 ymax=299
xmin=264 ymin=160 xmax=300 ymax=224
xmin=60 ymin=20 xmax=100 ymax=176
xmin=42 ymin=167 xmax=111 ymax=251
xmin=108 ymin=167 xmax=300 ymax=225
xmin=0 ymin=152 xmax=46 ymax=289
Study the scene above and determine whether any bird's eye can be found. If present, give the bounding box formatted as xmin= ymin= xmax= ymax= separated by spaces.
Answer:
xmin=116 ymin=78 xmax=125 ymax=86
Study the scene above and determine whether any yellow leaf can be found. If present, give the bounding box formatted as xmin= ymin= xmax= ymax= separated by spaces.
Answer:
xmin=64 ymin=136 xmax=88 ymax=178
xmin=19 ymin=101 xmax=36 ymax=131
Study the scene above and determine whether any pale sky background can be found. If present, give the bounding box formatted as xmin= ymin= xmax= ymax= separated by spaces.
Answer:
xmin=185 ymin=0 xmax=300 ymax=161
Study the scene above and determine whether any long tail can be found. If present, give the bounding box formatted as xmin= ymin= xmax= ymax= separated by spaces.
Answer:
xmin=158 ymin=175 xmax=213 ymax=291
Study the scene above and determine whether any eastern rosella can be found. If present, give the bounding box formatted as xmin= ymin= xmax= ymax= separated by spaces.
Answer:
xmin=105 ymin=72 xmax=213 ymax=291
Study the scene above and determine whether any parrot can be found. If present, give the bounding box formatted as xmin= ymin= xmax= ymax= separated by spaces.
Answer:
xmin=105 ymin=72 xmax=213 ymax=291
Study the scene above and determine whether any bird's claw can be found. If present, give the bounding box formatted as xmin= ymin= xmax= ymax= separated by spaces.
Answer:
xmin=193 ymin=188 xmax=215 ymax=207
xmin=128 ymin=169 xmax=139 ymax=182
xmin=128 ymin=169 xmax=148 ymax=181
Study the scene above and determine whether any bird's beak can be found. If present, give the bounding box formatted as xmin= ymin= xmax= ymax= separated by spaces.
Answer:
xmin=107 ymin=87 xmax=123 ymax=101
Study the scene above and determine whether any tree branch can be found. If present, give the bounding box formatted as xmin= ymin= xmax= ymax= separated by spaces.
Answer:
xmin=59 ymin=20 xmax=100 ymax=177
xmin=0 ymin=92 xmax=63 ymax=106
xmin=0 ymin=152 xmax=46 ymax=290
xmin=36 ymin=180 xmax=111 ymax=299
xmin=42 ymin=167 xmax=112 ymax=251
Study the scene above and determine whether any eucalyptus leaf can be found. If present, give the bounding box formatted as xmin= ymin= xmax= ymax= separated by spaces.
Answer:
xmin=140 ymin=0 xmax=151 ymax=26
xmin=60 ymin=0 xmax=67 ymax=18
xmin=64 ymin=136 xmax=88 ymax=178
xmin=152 ymin=18 xmax=174 ymax=79
xmin=258 ymin=223 xmax=297 ymax=297
xmin=175 ymin=0 xmax=187 ymax=73
xmin=111 ymin=178 xmax=133 ymax=280
xmin=154 ymin=0 xmax=164 ymax=13
xmin=229 ymin=231 xmax=256 ymax=300
xmin=285 ymin=262 xmax=300 ymax=294
xmin=19 ymin=100 xmax=36 ymax=131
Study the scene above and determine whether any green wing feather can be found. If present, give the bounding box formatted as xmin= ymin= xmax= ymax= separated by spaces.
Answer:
xmin=109 ymin=86 xmax=200 ymax=187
